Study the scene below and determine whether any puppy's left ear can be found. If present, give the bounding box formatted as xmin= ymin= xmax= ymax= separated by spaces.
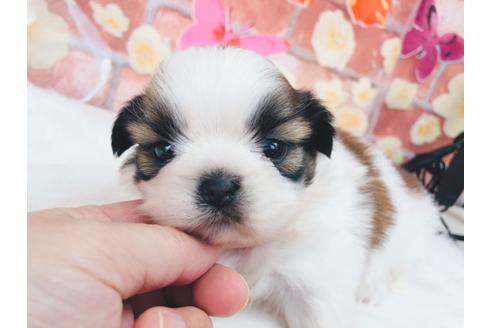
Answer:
xmin=296 ymin=91 xmax=336 ymax=158
xmin=111 ymin=95 xmax=145 ymax=157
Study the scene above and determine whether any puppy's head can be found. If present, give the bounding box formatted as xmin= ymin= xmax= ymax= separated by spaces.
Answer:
xmin=112 ymin=47 xmax=335 ymax=247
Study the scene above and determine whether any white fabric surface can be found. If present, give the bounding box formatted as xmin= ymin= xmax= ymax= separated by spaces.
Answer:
xmin=27 ymin=85 xmax=463 ymax=327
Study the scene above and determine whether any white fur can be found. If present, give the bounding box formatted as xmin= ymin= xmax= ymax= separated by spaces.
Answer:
xmin=127 ymin=47 xmax=440 ymax=328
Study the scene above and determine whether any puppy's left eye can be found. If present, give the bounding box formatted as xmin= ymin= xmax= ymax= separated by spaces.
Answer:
xmin=152 ymin=142 xmax=175 ymax=162
xmin=263 ymin=139 xmax=288 ymax=162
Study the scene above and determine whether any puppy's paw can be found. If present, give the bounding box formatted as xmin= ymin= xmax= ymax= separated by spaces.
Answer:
xmin=357 ymin=270 xmax=410 ymax=305
xmin=356 ymin=277 xmax=388 ymax=306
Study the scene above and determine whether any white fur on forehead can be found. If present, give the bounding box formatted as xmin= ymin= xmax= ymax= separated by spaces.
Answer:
xmin=149 ymin=47 xmax=283 ymax=137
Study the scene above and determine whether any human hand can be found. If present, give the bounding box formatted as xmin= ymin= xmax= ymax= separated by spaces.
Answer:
xmin=27 ymin=201 xmax=249 ymax=328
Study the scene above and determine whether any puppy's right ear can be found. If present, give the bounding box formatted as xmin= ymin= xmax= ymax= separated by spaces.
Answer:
xmin=296 ymin=91 xmax=336 ymax=158
xmin=111 ymin=95 xmax=145 ymax=157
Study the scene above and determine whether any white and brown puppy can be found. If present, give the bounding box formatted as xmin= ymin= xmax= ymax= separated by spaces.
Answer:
xmin=111 ymin=47 xmax=439 ymax=327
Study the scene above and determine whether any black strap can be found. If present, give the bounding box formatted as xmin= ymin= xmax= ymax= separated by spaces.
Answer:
xmin=435 ymin=145 xmax=464 ymax=210
xmin=403 ymin=133 xmax=464 ymax=241
xmin=440 ymin=216 xmax=464 ymax=242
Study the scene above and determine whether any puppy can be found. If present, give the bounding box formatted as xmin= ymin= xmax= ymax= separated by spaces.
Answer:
xmin=111 ymin=46 xmax=439 ymax=327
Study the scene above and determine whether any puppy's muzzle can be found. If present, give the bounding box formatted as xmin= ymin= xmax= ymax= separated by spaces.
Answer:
xmin=197 ymin=170 xmax=241 ymax=216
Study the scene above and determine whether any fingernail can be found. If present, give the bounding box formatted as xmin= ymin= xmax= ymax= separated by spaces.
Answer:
xmin=158 ymin=310 xmax=186 ymax=328
xmin=237 ymin=274 xmax=250 ymax=313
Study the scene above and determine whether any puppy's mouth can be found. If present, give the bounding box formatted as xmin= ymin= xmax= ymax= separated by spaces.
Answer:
xmin=184 ymin=214 xmax=260 ymax=248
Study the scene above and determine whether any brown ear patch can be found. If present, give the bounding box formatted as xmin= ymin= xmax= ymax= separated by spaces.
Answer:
xmin=337 ymin=131 xmax=396 ymax=249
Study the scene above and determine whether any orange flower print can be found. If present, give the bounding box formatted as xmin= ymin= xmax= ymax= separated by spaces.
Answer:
xmin=347 ymin=0 xmax=392 ymax=27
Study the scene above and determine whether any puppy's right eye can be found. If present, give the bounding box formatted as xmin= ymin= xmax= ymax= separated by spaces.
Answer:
xmin=263 ymin=139 xmax=288 ymax=162
xmin=152 ymin=142 xmax=175 ymax=162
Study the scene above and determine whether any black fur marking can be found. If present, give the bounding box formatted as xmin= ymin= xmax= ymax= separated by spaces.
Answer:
xmin=111 ymin=95 xmax=145 ymax=156
xmin=144 ymin=101 xmax=185 ymax=144
xmin=248 ymin=92 xmax=294 ymax=143
xmin=111 ymin=94 xmax=185 ymax=182
xmin=248 ymin=91 xmax=335 ymax=157
xmin=111 ymin=94 xmax=184 ymax=157
xmin=295 ymin=91 xmax=336 ymax=158
xmin=247 ymin=90 xmax=335 ymax=183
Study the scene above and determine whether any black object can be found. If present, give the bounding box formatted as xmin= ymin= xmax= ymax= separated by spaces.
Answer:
xmin=403 ymin=133 xmax=464 ymax=241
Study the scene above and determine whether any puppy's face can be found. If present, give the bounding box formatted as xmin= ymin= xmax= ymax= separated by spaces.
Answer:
xmin=112 ymin=47 xmax=335 ymax=247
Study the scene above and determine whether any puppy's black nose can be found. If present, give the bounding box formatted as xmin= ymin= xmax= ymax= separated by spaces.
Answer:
xmin=198 ymin=170 xmax=241 ymax=209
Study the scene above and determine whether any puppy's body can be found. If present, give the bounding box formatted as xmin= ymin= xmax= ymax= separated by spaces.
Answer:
xmin=111 ymin=47 xmax=439 ymax=327
xmin=219 ymin=133 xmax=438 ymax=327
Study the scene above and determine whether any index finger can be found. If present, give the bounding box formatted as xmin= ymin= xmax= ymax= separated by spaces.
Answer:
xmin=84 ymin=222 xmax=221 ymax=299
xmin=98 ymin=200 xmax=147 ymax=222
xmin=65 ymin=200 xmax=149 ymax=223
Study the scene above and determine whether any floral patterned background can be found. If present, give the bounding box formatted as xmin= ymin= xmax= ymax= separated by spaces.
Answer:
xmin=27 ymin=0 xmax=464 ymax=164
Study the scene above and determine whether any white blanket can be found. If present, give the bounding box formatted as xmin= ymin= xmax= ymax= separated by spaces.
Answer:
xmin=27 ymin=85 xmax=463 ymax=328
